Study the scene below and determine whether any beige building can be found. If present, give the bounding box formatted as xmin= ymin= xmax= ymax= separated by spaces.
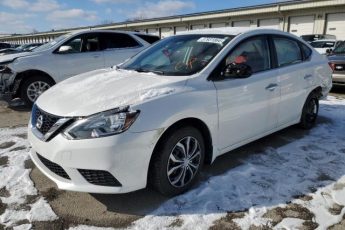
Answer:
xmin=1 ymin=0 xmax=345 ymax=44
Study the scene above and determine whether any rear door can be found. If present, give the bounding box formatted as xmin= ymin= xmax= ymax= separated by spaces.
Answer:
xmin=101 ymin=32 xmax=144 ymax=67
xmin=213 ymin=36 xmax=280 ymax=150
xmin=272 ymin=36 xmax=314 ymax=125
xmin=52 ymin=33 xmax=105 ymax=81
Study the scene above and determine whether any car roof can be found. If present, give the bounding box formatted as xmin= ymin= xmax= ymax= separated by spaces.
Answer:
xmin=177 ymin=27 xmax=284 ymax=36
xmin=67 ymin=29 xmax=157 ymax=37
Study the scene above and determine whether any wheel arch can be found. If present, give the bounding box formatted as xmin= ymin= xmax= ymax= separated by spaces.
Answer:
xmin=310 ymin=86 xmax=322 ymax=98
xmin=148 ymin=117 xmax=214 ymax=173
xmin=13 ymin=69 xmax=56 ymax=98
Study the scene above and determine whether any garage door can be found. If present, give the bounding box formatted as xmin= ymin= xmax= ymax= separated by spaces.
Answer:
xmin=326 ymin=13 xmax=345 ymax=40
xmin=259 ymin=18 xmax=280 ymax=29
xmin=289 ymin=15 xmax=315 ymax=36
xmin=175 ymin=26 xmax=188 ymax=34
xmin=191 ymin=24 xmax=206 ymax=30
xmin=232 ymin=20 xmax=251 ymax=27
xmin=211 ymin=22 xmax=227 ymax=28
xmin=147 ymin=28 xmax=159 ymax=36
xmin=160 ymin=27 xmax=173 ymax=38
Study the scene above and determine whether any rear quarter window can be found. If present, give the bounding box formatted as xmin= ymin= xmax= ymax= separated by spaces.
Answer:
xmin=300 ymin=43 xmax=312 ymax=60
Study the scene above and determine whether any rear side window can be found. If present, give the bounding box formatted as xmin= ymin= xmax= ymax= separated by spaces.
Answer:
xmin=103 ymin=33 xmax=140 ymax=49
xmin=273 ymin=37 xmax=302 ymax=67
xmin=135 ymin=34 xmax=160 ymax=44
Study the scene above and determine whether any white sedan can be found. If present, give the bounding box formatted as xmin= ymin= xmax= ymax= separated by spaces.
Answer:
xmin=28 ymin=28 xmax=332 ymax=196
xmin=310 ymin=39 xmax=341 ymax=54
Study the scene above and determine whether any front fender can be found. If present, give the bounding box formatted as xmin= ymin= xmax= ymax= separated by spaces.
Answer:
xmin=129 ymin=80 xmax=219 ymax=153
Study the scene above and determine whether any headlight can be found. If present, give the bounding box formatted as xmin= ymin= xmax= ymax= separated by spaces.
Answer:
xmin=63 ymin=107 xmax=140 ymax=140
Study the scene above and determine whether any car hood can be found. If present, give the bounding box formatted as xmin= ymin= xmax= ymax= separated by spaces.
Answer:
xmin=328 ymin=54 xmax=345 ymax=62
xmin=36 ymin=68 xmax=189 ymax=117
xmin=0 ymin=51 xmax=32 ymax=63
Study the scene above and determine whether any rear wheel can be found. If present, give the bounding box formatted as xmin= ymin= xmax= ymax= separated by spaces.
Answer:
xmin=20 ymin=75 xmax=54 ymax=107
xmin=299 ymin=93 xmax=319 ymax=129
xmin=149 ymin=126 xmax=205 ymax=196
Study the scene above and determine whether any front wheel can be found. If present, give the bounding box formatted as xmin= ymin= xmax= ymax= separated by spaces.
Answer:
xmin=20 ymin=75 xmax=54 ymax=107
xmin=149 ymin=126 xmax=205 ymax=196
xmin=299 ymin=93 xmax=319 ymax=129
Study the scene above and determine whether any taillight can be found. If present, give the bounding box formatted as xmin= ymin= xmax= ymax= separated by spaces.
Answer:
xmin=329 ymin=62 xmax=335 ymax=71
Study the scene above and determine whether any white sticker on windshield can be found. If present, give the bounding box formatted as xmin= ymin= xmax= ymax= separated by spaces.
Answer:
xmin=197 ymin=37 xmax=227 ymax=45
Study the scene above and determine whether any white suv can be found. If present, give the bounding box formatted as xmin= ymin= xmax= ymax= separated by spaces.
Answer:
xmin=0 ymin=30 xmax=159 ymax=105
xmin=28 ymin=28 xmax=332 ymax=196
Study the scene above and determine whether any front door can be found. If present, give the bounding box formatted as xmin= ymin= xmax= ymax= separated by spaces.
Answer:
xmin=213 ymin=36 xmax=280 ymax=150
xmin=53 ymin=33 xmax=105 ymax=81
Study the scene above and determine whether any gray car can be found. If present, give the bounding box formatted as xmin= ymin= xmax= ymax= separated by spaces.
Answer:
xmin=328 ymin=41 xmax=345 ymax=86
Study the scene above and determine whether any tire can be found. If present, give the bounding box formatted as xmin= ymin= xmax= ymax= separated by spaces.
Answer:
xmin=149 ymin=126 xmax=205 ymax=196
xmin=299 ymin=92 xmax=319 ymax=129
xmin=20 ymin=75 xmax=54 ymax=107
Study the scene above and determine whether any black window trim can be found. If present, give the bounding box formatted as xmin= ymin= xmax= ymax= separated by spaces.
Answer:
xmin=209 ymin=35 xmax=273 ymax=81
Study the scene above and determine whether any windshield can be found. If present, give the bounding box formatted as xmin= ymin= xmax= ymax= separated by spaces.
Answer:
xmin=33 ymin=34 xmax=69 ymax=52
xmin=121 ymin=34 xmax=233 ymax=76
xmin=332 ymin=41 xmax=345 ymax=54
xmin=310 ymin=41 xmax=335 ymax=48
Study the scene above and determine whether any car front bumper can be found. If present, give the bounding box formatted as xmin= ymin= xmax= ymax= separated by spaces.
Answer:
xmin=28 ymin=125 xmax=160 ymax=194
xmin=0 ymin=72 xmax=17 ymax=98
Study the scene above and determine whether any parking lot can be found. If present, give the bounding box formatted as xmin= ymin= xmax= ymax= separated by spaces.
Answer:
xmin=0 ymin=87 xmax=344 ymax=230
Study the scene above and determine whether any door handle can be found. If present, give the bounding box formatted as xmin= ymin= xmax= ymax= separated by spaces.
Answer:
xmin=304 ymin=74 xmax=313 ymax=80
xmin=93 ymin=55 xmax=100 ymax=58
xmin=265 ymin=83 xmax=278 ymax=91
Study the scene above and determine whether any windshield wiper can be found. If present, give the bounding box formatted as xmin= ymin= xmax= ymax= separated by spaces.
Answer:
xmin=134 ymin=68 xmax=164 ymax=75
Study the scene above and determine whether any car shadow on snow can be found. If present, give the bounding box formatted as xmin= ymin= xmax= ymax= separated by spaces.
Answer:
xmin=92 ymin=102 xmax=345 ymax=217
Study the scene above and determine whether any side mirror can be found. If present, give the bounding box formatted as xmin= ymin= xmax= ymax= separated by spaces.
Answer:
xmin=222 ymin=63 xmax=252 ymax=79
xmin=58 ymin=45 xmax=73 ymax=53
xmin=326 ymin=48 xmax=333 ymax=55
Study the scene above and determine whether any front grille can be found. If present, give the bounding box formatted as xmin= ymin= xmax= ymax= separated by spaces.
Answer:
xmin=32 ymin=105 xmax=61 ymax=135
xmin=37 ymin=153 xmax=70 ymax=180
xmin=78 ymin=169 xmax=122 ymax=187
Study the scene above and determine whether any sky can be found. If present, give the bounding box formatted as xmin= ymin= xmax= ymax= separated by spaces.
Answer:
xmin=0 ymin=0 xmax=291 ymax=34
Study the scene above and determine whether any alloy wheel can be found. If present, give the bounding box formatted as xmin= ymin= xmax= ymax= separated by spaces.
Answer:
xmin=167 ymin=136 xmax=202 ymax=188
xmin=27 ymin=81 xmax=51 ymax=102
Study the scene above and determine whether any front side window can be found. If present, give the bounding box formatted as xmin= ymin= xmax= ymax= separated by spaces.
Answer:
xmin=225 ymin=37 xmax=270 ymax=73
xmin=59 ymin=34 xmax=101 ymax=53
xmin=64 ymin=37 xmax=82 ymax=53
xmin=121 ymin=34 xmax=233 ymax=76
xmin=273 ymin=37 xmax=302 ymax=67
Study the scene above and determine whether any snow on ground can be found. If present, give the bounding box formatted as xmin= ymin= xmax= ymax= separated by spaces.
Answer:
xmin=1 ymin=96 xmax=345 ymax=229
xmin=0 ymin=127 xmax=57 ymax=229
xmin=128 ymin=96 xmax=345 ymax=230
